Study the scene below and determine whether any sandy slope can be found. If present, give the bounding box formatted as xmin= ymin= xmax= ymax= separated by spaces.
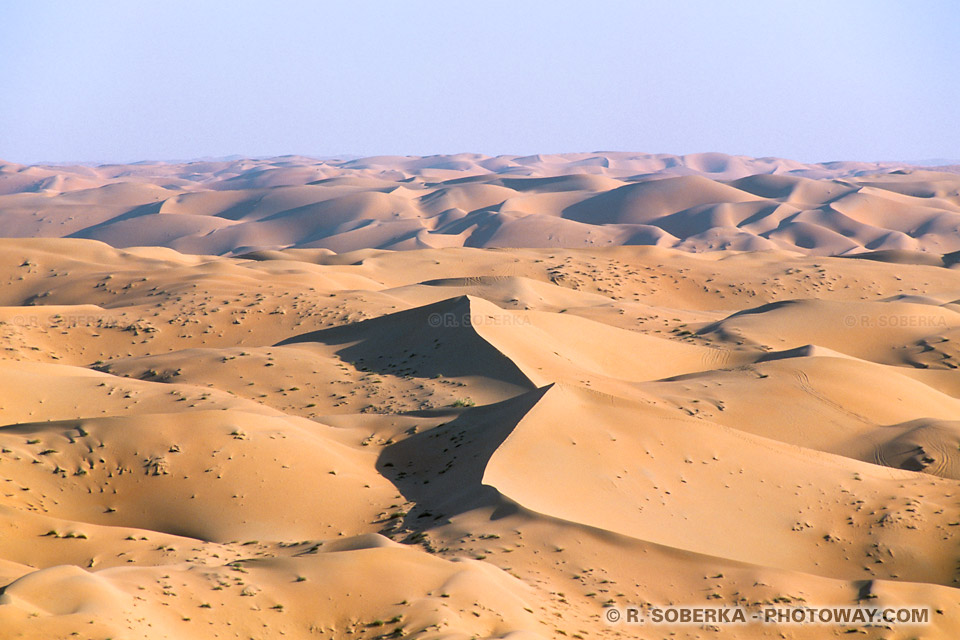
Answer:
xmin=0 ymin=234 xmax=957 ymax=639
xmin=1 ymin=153 xmax=959 ymax=256
xmin=1 ymin=152 xmax=960 ymax=639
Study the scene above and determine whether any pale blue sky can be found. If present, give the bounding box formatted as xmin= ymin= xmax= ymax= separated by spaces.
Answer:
xmin=2 ymin=1 xmax=958 ymax=164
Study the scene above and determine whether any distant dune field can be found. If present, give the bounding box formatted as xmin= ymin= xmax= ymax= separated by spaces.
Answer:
xmin=2 ymin=152 xmax=959 ymax=256
xmin=0 ymin=155 xmax=959 ymax=639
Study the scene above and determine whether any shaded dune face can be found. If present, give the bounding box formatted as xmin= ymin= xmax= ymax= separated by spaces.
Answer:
xmin=0 ymin=157 xmax=959 ymax=639
xmin=0 ymin=153 xmax=959 ymax=256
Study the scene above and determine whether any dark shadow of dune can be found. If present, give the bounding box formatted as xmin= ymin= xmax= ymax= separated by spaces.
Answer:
xmin=375 ymin=385 xmax=551 ymax=530
xmin=277 ymin=296 xmax=536 ymax=391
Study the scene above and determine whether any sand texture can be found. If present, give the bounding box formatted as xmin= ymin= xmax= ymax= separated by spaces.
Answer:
xmin=1 ymin=153 xmax=959 ymax=256
xmin=0 ymin=155 xmax=958 ymax=638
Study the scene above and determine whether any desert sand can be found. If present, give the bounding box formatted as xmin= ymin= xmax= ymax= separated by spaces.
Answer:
xmin=0 ymin=154 xmax=958 ymax=639
xmin=2 ymin=152 xmax=960 ymax=257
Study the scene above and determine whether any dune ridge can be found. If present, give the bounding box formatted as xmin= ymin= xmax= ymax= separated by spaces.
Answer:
xmin=0 ymin=155 xmax=959 ymax=638
xmin=1 ymin=153 xmax=960 ymax=256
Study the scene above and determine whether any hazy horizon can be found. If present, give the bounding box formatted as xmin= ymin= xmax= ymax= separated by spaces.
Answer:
xmin=8 ymin=151 xmax=960 ymax=170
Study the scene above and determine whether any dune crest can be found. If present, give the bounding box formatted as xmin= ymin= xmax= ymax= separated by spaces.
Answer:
xmin=1 ymin=155 xmax=960 ymax=638
xmin=1 ymin=153 xmax=959 ymax=256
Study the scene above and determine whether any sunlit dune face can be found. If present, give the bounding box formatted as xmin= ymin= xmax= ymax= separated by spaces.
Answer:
xmin=1 ymin=155 xmax=960 ymax=639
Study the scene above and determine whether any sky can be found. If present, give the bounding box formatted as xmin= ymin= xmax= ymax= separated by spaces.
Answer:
xmin=2 ymin=0 xmax=958 ymax=164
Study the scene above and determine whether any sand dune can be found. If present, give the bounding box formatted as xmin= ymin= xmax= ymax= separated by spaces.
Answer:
xmin=1 ymin=153 xmax=959 ymax=256
xmin=1 ymin=154 xmax=960 ymax=638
